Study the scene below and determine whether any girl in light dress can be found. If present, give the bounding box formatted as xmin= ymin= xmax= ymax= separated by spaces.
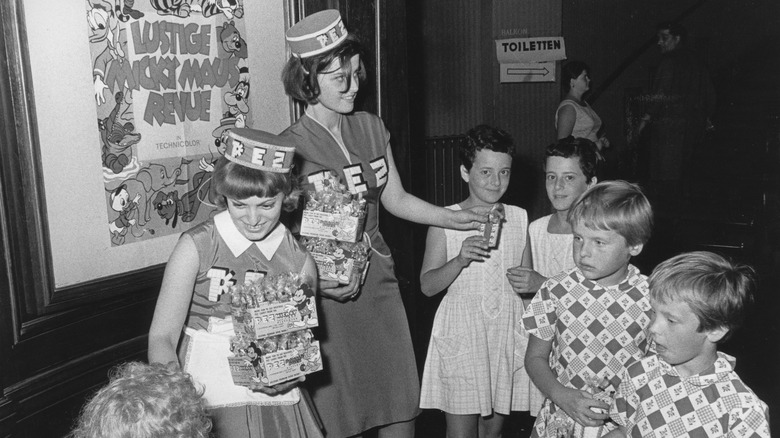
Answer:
xmin=419 ymin=125 xmax=531 ymax=438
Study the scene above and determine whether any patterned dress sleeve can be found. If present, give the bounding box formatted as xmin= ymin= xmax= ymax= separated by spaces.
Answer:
xmin=610 ymin=366 xmax=638 ymax=430
xmin=726 ymin=405 xmax=771 ymax=437
xmin=521 ymin=280 xmax=558 ymax=341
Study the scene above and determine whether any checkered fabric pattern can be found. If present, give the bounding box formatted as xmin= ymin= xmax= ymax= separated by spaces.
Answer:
xmin=611 ymin=353 xmax=770 ymax=437
xmin=522 ymin=266 xmax=651 ymax=437
xmin=522 ymin=266 xmax=651 ymax=392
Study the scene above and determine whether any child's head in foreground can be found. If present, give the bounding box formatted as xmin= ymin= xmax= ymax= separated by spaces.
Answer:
xmin=648 ymin=251 xmax=756 ymax=376
xmin=459 ymin=124 xmax=514 ymax=206
xmin=544 ymin=136 xmax=600 ymax=213
xmin=567 ymin=180 xmax=653 ymax=286
xmin=69 ymin=361 xmax=211 ymax=438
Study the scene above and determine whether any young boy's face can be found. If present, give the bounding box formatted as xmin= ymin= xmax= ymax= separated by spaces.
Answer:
xmin=649 ymin=297 xmax=726 ymax=377
xmin=572 ymin=221 xmax=642 ymax=287
xmin=461 ymin=149 xmax=512 ymax=206
xmin=545 ymin=156 xmax=592 ymax=213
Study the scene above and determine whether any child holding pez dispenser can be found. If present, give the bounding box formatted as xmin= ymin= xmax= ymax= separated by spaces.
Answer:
xmin=522 ymin=180 xmax=654 ymax=437
xmin=607 ymin=251 xmax=770 ymax=437
xmin=147 ymin=129 xmax=323 ymax=438
xmin=419 ymin=125 xmax=530 ymax=437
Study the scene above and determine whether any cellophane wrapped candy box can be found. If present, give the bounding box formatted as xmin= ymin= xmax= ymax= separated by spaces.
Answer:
xmin=300 ymin=174 xmax=367 ymax=243
xmin=300 ymin=236 xmax=370 ymax=285
xmin=226 ymin=273 xmax=323 ymax=386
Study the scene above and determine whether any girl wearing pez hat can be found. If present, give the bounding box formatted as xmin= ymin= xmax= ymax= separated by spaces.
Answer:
xmin=148 ymin=128 xmax=324 ymax=438
xmin=280 ymin=9 xmax=493 ymax=438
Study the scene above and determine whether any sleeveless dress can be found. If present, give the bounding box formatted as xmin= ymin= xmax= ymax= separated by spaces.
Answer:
xmin=420 ymin=204 xmax=532 ymax=415
xmin=528 ymin=214 xmax=575 ymax=278
xmin=525 ymin=214 xmax=576 ymax=416
xmin=555 ymin=99 xmax=602 ymax=143
xmin=280 ymin=111 xmax=420 ymax=437
xmin=180 ymin=211 xmax=323 ymax=438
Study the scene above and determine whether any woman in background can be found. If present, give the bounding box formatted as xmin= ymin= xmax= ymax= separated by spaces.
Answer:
xmin=555 ymin=61 xmax=610 ymax=151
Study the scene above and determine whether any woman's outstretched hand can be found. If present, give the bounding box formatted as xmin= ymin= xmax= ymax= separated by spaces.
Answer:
xmin=448 ymin=204 xmax=504 ymax=231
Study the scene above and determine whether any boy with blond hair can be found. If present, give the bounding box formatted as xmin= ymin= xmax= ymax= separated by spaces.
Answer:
xmin=607 ymin=251 xmax=770 ymax=437
xmin=523 ymin=180 xmax=654 ymax=437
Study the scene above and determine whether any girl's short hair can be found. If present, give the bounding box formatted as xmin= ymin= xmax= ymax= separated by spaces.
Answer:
xmin=213 ymin=157 xmax=301 ymax=211
xmin=282 ymin=34 xmax=367 ymax=105
xmin=545 ymin=136 xmax=600 ymax=183
xmin=561 ymin=60 xmax=590 ymax=94
xmin=649 ymin=251 xmax=755 ymax=341
xmin=459 ymin=124 xmax=515 ymax=170
xmin=567 ymin=180 xmax=653 ymax=246
xmin=68 ymin=361 xmax=211 ymax=438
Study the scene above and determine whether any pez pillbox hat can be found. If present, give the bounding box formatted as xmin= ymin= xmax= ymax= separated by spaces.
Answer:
xmin=285 ymin=9 xmax=348 ymax=58
xmin=225 ymin=128 xmax=295 ymax=173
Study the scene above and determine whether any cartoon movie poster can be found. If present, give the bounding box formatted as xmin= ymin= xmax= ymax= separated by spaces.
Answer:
xmin=86 ymin=0 xmax=251 ymax=246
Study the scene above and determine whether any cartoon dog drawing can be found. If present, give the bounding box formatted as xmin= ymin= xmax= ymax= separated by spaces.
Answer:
xmin=152 ymin=190 xmax=188 ymax=228
xmin=219 ymin=20 xmax=248 ymax=59
xmin=224 ymin=80 xmax=250 ymax=118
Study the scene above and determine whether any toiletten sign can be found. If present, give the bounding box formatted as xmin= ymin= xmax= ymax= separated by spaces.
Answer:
xmin=495 ymin=36 xmax=566 ymax=83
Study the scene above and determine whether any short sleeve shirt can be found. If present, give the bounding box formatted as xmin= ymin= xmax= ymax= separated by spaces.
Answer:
xmin=521 ymin=265 xmax=651 ymax=393
xmin=611 ymin=353 xmax=770 ymax=437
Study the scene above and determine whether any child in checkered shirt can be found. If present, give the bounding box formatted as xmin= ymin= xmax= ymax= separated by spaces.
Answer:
xmin=522 ymin=180 xmax=654 ymax=437
xmin=606 ymin=251 xmax=770 ymax=437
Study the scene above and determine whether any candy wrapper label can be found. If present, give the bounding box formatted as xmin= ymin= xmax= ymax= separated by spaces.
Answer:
xmin=228 ymin=338 xmax=323 ymax=387
xmin=261 ymin=340 xmax=323 ymax=386
xmin=300 ymin=210 xmax=364 ymax=243
xmin=300 ymin=237 xmax=370 ymax=285
xmin=249 ymin=300 xmax=318 ymax=338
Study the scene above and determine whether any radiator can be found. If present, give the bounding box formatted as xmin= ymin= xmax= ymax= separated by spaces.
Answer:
xmin=424 ymin=135 xmax=469 ymax=207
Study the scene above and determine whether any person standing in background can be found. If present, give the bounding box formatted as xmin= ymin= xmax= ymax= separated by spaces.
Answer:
xmin=636 ymin=22 xmax=716 ymax=211
xmin=555 ymin=61 xmax=610 ymax=152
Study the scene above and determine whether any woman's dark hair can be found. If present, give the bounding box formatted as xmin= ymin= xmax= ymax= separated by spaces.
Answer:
xmin=561 ymin=60 xmax=590 ymax=94
xmin=282 ymin=35 xmax=367 ymax=105
xmin=459 ymin=124 xmax=514 ymax=170
xmin=212 ymin=157 xmax=300 ymax=211
xmin=544 ymin=136 xmax=600 ymax=183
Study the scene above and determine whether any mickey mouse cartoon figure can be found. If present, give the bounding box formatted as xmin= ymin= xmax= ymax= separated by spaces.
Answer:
xmin=291 ymin=284 xmax=317 ymax=327
xmin=331 ymin=247 xmax=351 ymax=284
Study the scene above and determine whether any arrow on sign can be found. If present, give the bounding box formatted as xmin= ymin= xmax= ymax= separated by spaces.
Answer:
xmin=507 ymin=66 xmax=550 ymax=76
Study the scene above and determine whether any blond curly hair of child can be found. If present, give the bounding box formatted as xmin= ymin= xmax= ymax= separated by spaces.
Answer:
xmin=69 ymin=361 xmax=212 ymax=438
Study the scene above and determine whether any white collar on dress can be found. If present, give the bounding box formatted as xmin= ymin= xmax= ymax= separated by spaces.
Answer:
xmin=214 ymin=210 xmax=285 ymax=259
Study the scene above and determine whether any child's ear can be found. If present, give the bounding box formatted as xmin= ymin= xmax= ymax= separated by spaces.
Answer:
xmin=628 ymin=243 xmax=643 ymax=257
xmin=706 ymin=325 xmax=729 ymax=344
xmin=460 ymin=165 xmax=470 ymax=183
xmin=587 ymin=176 xmax=598 ymax=188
